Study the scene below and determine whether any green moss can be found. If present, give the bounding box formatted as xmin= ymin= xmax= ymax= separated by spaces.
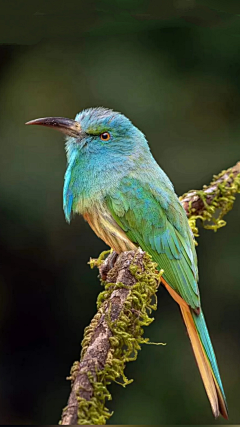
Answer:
xmin=88 ymin=249 xmax=111 ymax=269
xmin=180 ymin=169 xmax=240 ymax=237
xmin=65 ymin=251 xmax=163 ymax=425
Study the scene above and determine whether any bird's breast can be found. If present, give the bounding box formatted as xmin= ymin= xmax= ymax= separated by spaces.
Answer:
xmin=82 ymin=203 xmax=137 ymax=253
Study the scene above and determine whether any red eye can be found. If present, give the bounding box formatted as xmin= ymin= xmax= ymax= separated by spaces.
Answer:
xmin=100 ymin=132 xmax=111 ymax=141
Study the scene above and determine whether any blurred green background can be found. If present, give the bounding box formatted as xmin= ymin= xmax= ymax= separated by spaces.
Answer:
xmin=1 ymin=0 xmax=240 ymax=424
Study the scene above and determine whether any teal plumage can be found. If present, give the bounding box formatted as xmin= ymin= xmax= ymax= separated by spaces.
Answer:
xmin=106 ymin=176 xmax=199 ymax=308
xmin=26 ymin=107 xmax=228 ymax=419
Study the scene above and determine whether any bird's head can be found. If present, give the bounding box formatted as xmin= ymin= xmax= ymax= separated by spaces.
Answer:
xmin=26 ymin=107 xmax=156 ymax=221
xmin=26 ymin=107 xmax=149 ymax=163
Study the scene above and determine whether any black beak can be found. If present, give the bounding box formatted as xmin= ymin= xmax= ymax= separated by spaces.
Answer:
xmin=25 ymin=117 xmax=82 ymax=138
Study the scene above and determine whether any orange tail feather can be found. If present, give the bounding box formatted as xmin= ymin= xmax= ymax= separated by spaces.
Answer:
xmin=161 ymin=277 xmax=228 ymax=419
xmin=180 ymin=304 xmax=220 ymax=418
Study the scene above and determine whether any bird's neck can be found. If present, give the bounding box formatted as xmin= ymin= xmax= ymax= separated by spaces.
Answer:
xmin=63 ymin=144 xmax=147 ymax=219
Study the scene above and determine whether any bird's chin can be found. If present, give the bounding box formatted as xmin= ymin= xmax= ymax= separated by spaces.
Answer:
xmin=65 ymin=136 xmax=87 ymax=153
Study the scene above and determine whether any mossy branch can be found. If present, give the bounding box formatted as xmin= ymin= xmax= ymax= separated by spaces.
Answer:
xmin=180 ymin=161 xmax=240 ymax=237
xmin=60 ymin=250 xmax=162 ymax=425
xmin=60 ymin=161 xmax=240 ymax=425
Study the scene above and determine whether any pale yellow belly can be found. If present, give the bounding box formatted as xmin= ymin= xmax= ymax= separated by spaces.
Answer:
xmin=82 ymin=204 xmax=137 ymax=253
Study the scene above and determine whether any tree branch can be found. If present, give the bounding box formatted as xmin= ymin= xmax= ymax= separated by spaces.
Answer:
xmin=179 ymin=161 xmax=240 ymax=235
xmin=60 ymin=161 xmax=240 ymax=425
xmin=60 ymin=249 xmax=161 ymax=425
xmin=180 ymin=161 xmax=240 ymax=215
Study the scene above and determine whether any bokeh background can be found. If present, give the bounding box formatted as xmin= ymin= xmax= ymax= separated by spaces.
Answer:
xmin=1 ymin=0 xmax=240 ymax=424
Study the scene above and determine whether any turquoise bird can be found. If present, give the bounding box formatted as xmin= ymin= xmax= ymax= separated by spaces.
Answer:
xmin=26 ymin=107 xmax=228 ymax=419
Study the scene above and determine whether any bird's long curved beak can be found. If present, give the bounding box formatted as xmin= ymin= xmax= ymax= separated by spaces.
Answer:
xmin=25 ymin=117 xmax=81 ymax=138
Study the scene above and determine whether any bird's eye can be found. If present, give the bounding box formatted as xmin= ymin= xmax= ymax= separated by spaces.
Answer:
xmin=100 ymin=132 xmax=111 ymax=141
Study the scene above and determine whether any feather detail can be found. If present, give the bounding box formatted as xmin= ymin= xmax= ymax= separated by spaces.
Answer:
xmin=180 ymin=304 xmax=220 ymax=418
xmin=83 ymin=203 xmax=137 ymax=253
xmin=106 ymin=178 xmax=200 ymax=309
xmin=161 ymin=276 xmax=228 ymax=418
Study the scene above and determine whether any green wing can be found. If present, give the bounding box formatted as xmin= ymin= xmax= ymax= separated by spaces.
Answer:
xmin=106 ymin=177 xmax=200 ymax=309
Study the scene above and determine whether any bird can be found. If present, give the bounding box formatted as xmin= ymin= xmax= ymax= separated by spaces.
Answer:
xmin=26 ymin=107 xmax=228 ymax=419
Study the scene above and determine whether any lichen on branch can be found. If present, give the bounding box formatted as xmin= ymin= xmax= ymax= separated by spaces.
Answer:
xmin=60 ymin=250 xmax=162 ymax=425
xmin=180 ymin=161 xmax=240 ymax=237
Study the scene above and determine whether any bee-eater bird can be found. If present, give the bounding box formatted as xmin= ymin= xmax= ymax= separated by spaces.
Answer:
xmin=26 ymin=107 xmax=228 ymax=418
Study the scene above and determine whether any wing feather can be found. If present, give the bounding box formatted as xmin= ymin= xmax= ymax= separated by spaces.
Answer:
xmin=107 ymin=177 xmax=199 ymax=309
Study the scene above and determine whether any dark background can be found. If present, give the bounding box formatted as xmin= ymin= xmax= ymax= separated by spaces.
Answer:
xmin=0 ymin=0 xmax=240 ymax=424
